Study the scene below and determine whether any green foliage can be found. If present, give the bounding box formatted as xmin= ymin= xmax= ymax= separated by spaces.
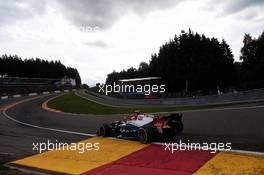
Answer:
xmin=106 ymin=29 xmax=236 ymax=92
xmin=82 ymin=84 xmax=90 ymax=89
xmin=240 ymin=33 xmax=264 ymax=82
xmin=48 ymin=92 xmax=259 ymax=115
xmin=106 ymin=67 xmax=138 ymax=84
xmin=0 ymin=55 xmax=81 ymax=85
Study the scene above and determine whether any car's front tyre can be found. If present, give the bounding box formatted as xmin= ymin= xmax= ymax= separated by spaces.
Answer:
xmin=98 ymin=124 xmax=111 ymax=137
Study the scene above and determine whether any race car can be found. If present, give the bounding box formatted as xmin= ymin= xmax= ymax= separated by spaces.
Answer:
xmin=97 ymin=111 xmax=184 ymax=143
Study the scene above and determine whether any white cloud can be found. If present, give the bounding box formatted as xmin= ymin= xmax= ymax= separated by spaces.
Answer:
xmin=0 ymin=0 xmax=263 ymax=86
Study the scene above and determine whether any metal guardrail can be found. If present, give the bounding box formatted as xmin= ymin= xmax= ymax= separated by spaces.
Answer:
xmin=84 ymin=88 xmax=264 ymax=106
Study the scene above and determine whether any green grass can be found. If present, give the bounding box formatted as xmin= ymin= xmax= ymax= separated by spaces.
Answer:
xmin=47 ymin=92 xmax=259 ymax=115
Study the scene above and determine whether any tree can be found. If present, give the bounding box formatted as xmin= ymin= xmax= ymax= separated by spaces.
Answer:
xmin=138 ymin=62 xmax=149 ymax=78
xmin=105 ymin=29 xmax=236 ymax=93
xmin=0 ymin=55 xmax=82 ymax=85
xmin=240 ymin=33 xmax=264 ymax=82
xmin=148 ymin=30 xmax=235 ymax=92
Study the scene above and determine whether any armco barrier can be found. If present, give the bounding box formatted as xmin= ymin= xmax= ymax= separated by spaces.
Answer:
xmin=83 ymin=88 xmax=264 ymax=106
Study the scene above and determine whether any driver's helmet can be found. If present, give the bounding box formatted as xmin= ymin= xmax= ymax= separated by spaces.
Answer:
xmin=134 ymin=110 xmax=140 ymax=115
xmin=137 ymin=114 xmax=144 ymax=120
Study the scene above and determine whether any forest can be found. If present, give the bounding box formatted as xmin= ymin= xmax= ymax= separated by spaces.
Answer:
xmin=0 ymin=55 xmax=81 ymax=85
xmin=106 ymin=29 xmax=264 ymax=93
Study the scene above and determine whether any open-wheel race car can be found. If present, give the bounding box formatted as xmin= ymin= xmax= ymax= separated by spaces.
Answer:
xmin=97 ymin=111 xmax=184 ymax=143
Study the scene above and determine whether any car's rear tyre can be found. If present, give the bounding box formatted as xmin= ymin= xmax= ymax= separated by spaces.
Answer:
xmin=175 ymin=122 xmax=184 ymax=133
xmin=138 ymin=125 xmax=155 ymax=144
xmin=98 ymin=124 xmax=111 ymax=137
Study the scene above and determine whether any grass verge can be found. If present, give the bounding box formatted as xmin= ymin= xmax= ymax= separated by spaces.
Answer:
xmin=47 ymin=92 xmax=260 ymax=115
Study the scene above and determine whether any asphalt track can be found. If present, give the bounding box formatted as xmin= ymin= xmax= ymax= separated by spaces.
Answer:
xmin=0 ymin=95 xmax=87 ymax=163
xmin=78 ymin=89 xmax=264 ymax=106
xmin=0 ymin=92 xmax=264 ymax=164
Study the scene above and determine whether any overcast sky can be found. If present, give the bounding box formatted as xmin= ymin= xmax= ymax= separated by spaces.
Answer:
xmin=0 ymin=0 xmax=263 ymax=85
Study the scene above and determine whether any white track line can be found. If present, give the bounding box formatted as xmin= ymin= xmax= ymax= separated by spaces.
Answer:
xmin=2 ymin=110 xmax=95 ymax=137
xmin=75 ymin=91 xmax=121 ymax=108
xmin=1 ymin=95 xmax=95 ymax=137
xmin=2 ymin=94 xmax=263 ymax=156
xmin=76 ymin=91 xmax=264 ymax=113
xmin=152 ymin=142 xmax=264 ymax=156
xmin=0 ymin=152 xmax=15 ymax=155
xmin=5 ymin=164 xmax=52 ymax=175
xmin=3 ymin=108 xmax=263 ymax=156
xmin=161 ymin=105 xmax=264 ymax=114
xmin=226 ymin=149 xmax=264 ymax=156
